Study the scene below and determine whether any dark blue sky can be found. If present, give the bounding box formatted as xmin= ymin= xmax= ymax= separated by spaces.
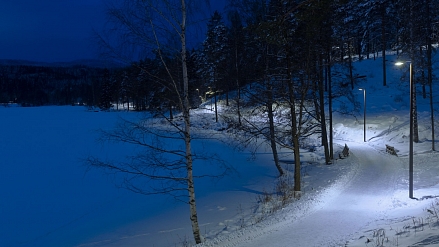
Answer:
xmin=0 ymin=0 xmax=106 ymax=62
xmin=0 ymin=0 xmax=226 ymax=63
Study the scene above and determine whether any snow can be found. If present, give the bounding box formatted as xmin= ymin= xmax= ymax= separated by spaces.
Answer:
xmin=1 ymin=53 xmax=439 ymax=247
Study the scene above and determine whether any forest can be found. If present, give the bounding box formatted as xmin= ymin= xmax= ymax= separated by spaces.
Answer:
xmin=2 ymin=0 xmax=437 ymax=114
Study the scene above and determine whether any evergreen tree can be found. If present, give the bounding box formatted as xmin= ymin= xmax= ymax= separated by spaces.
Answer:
xmin=99 ymin=69 xmax=113 ymax=111
xmin=203 ymin=11 xmax=230 ymax=121
xmin=354 ymin=0 xmax=397 ymax=86
xmin=226 ymin=9 xmax=246 ymax=125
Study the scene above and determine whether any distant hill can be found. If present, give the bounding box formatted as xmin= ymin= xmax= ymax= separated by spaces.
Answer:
xmin=0 ymin=59 xmax=124 ymax=68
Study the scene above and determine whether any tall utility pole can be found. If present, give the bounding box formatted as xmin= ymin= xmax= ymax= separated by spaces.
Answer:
xmin=395 ymin=61 xmax=414 ymax=199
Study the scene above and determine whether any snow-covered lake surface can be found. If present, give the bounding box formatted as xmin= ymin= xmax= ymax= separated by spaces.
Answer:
xmin=2 ymin=54 xmax=439 ymax=247
xmin=0 ymin=105 xmax=278 ymax=247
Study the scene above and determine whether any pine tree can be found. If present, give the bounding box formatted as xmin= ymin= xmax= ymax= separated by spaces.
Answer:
xmin=227 ymin=9 xmax=245 ymax=125
xmin=203 ymin=11 xmax=229 ymax=122
xmin=99 ymin=69 xmax=113 ymax=111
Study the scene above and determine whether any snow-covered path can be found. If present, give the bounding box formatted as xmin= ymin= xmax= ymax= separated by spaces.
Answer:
xmin=202 ymin=141 xmax=405 ymax=247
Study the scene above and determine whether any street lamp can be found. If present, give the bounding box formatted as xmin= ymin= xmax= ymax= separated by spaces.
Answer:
xmin=359 ymin=88 xmax=366 ymax=142
xmin=396 ymin=61 xmax=414 ymax=199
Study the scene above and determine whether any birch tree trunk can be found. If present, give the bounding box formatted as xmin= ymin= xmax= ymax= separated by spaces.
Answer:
xmin=180 ymin=0 xmax=202 ymax=243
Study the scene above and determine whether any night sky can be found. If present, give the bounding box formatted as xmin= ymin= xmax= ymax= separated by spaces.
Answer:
xmin=0 ymin=0 xmax=106 ymax=63
xmin=0 ymin=0 xmax=225 ymax=63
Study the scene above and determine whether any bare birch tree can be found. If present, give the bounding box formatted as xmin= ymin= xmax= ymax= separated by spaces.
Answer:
xmin=89 ymin=0 xmax=219 ymax=244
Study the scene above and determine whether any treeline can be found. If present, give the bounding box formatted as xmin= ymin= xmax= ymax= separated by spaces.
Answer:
xmin=96 ymin=58 xmax=203 ymax=112
xmin=4 ymin=1 xmax=438 ymax=115
xmin=0 ymin=63 xmax=185 ymax=110
xmin=0 ymin=65 xmax=105 ymax=107
xmin=0 ymin=59 xmax=203 ymax=111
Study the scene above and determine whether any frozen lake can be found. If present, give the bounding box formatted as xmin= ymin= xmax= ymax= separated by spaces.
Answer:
xmin=0 ymin=105 xmax=276 ymax=247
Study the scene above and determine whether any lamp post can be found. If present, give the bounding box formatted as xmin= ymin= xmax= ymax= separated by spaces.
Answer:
xmin=396 ymin=61 xmax=414 ymax=199
xmin=359 ymin=88 xmax=366 ymax=142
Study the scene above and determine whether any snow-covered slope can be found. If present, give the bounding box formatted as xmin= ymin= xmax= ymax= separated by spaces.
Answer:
xmin=193 ymin=55 xmax=439 ymax=247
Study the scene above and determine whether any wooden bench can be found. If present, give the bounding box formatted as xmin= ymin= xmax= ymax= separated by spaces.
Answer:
xmin=386 ymin=144 xmax=398 ymax=156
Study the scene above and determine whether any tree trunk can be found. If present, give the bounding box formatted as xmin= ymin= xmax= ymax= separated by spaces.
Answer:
xmin=319 ymin=60 xmax=330 ymax=164
xmin=290 ymin=86 xmax=301 ymax=197
xmin=267 ymin=80 xmax=284 ymax=176
xmin=285 ymin=38 xmax=301 ymax=195
xmin=180 ymin=0 xmax=202 ymax=243
xmin=293 ymin=134 xmax=301 ymax=197
xmin=420 ymin=46 xmax=426 ymax=99
xmin=314 ymin=79 xmax=321 ymax=122
xmin=348 ymin=39 xmax=354 ymax=89
xmin=366 ymin=28 xmax=370 ymax=59
xmin=411 ymin=65 xmax=419 ymax=143
xmin=214 ymin=93 xmax=218 ymax=122
xmin=428 ymin=48 xmax=435 ymax=150
xmin=381 ymin=3 xmax=387 ymax=87
xmin=235 ymin=44 xmax=241 ymax=126
xmin=409 ymin=0 xmax=419 ymax=144
xmin=327 ymin=51 xmax=333 ymax=160
xmin=288 ymin=74 xmax=301 ymax=197
xmin=214 ymin=70 xmax=218 ymax=123
xmin=264 ymin=42 xmax=283 ymax=176
xmin=427 ymin=0 xmax=435 ymax=151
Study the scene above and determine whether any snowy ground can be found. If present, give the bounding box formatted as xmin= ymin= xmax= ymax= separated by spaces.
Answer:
xmin=194 ymin=56 xmax=439 ymax=247
xmin=1 ymin=54 xmax=439 ymax=247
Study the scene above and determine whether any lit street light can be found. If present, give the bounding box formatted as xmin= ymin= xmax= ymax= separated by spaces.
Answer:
xmin=359 ymin=88 xmax=366 ymax=142
xmin=396 ymin=61 xmax=414 ymax=199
